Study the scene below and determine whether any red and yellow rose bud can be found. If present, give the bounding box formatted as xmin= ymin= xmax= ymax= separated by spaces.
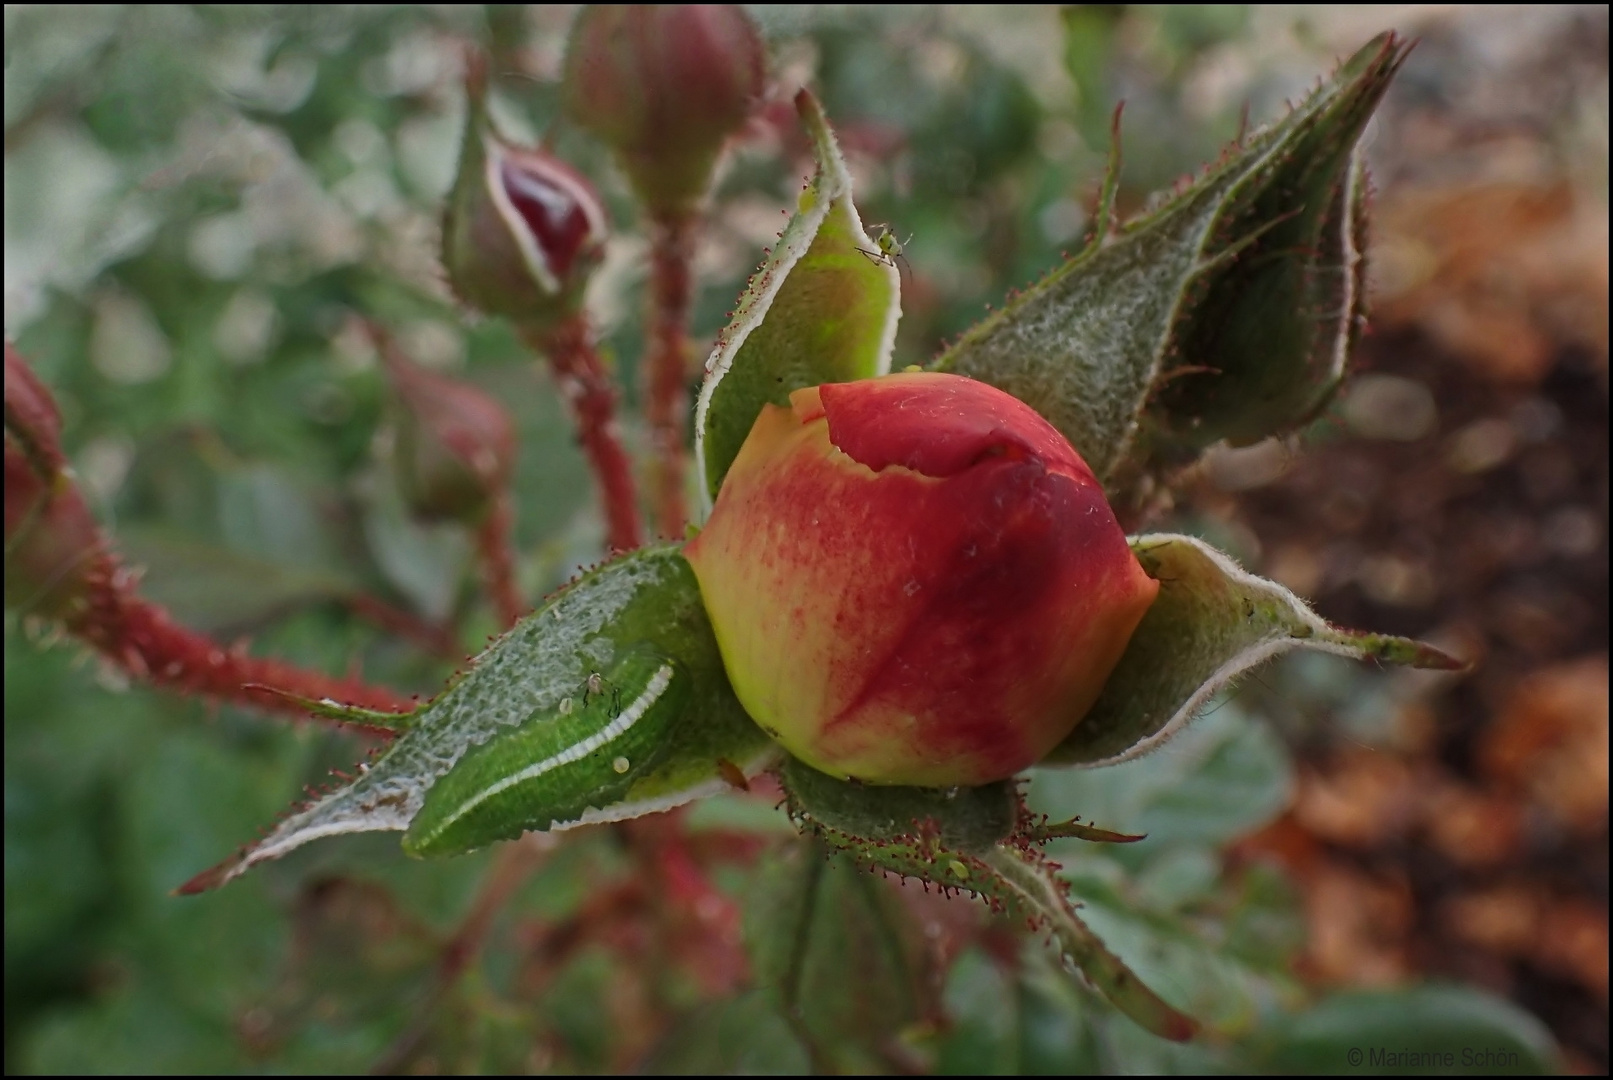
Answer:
xmin=562 ymin=4 xmax=765 ymax=220
xmin=442 ymin=54 xmax=607 ymax=326
xmin=382 ymin=349 xmax=516 ymax=525
xmin=685 ymin=372 xmax=1159 ymax=787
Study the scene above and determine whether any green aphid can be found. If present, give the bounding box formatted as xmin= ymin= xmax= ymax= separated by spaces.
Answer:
xmin=858 ymin=222 xmax=911 ymax=271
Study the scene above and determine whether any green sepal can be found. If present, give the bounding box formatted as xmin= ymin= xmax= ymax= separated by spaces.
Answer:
xmin=1044 ymin=533 xmax=1465 ymax=767
xmin=779 ymin=754 xmax=1017 ymax=855
xmin=934 ymin=33 xmax=1407 ymax=496
xmin=180 ymin=545 xmax=775 ymax=892
xmin=692 ymin=89 xmax=900 ymax=506
xmin=238 ymin=683 xmax=418 ymax=734
xmin=401 ymin=647 xmax=690 ymax=857
xmin=776 ymin=757 xmax=1199 ymax=1042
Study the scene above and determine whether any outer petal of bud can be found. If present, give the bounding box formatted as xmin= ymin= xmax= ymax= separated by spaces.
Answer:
xmin=442 ymin=57 xmax=608 ymax=325
xmin=563 ymin=4 xmax=765 ymax=219
xmin=684 ymin=372 xmax=1159 ymax=787
xmin=382 ymin=349 xmax=517 ymax=524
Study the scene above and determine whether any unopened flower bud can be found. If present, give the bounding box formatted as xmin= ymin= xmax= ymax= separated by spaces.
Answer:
xmin=563 ymin=4 xmax=765 ymax=219
xmin=382 ymin=346 xmax=516 ymax=525
xmin=685 ymin=372 xmax=1160 ymax=787
xmin=442 ymin=55 xmax=608 ymax=326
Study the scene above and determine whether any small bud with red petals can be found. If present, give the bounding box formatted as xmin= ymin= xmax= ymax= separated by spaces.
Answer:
xmin=684 ymin=371 xmax=1159 ymax=788
xmin=563 ymin=4 xmax=765 ymax=220
xmin=442 ymin=54 xmax=608 ymax=326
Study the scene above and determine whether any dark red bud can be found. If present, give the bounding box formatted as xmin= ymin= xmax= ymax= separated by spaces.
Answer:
xmin=442 ymin=55 xmax=608 ymax=326
xmin=492 ymin=148 xmax=606 ymax=290
xmin=378 ymin=336 xmax=516 ymax=524
xmin=563 ymin=4 xmax=766 ymax=218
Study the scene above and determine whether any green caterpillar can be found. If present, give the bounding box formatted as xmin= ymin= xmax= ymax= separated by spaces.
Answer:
xmin=403 ymin=647 xmax=688 ymax=857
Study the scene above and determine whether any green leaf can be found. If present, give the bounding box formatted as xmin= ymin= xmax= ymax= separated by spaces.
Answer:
xmin=980 ymin=846 xmax=1201 ymax=1043
xmin=692 ymin=89 xmax=901 ymax=505
xmin=1062 ymin=872 xmax=1302 ymax=1039
xmin=744 ymin=839 xmax=932 ymax=1072
xmin=1035 ymin=703 xmax=1294 ymax=850
xmin=935 ymin=33 xmax=1407 ymax=491
xmin=933 ymin=948 xmax=1024 ymax=1075
xmin=1059 ymin=5 xmax=1127 ymax=153
xmin=119 ymin=527 xmax=358 ymax=634
xmin=360 ymin=468 xmax=472 ymax=624
xmin=184 ymin=545 xmax=775 ymax=891
xmin=1258 ymin=986 xmax=1561 ymax=1075
xmin=1045 ymin=534 xmax=1463 ymax=767
xmin=644 ymin=990 xmax=812 ymax=1074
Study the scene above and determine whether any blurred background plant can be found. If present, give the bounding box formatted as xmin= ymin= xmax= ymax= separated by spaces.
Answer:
xmin=4 ymin=4 xmax=1605 ymax=1073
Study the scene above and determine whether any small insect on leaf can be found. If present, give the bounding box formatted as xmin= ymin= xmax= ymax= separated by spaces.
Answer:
xmin=857 ymin=222 xmax=912 ymax=271
xmin=402 ymin=647 xmax=690 ymax=857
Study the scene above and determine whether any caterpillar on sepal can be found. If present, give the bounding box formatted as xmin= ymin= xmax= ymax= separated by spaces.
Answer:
xmin=403 ymin=647 xmax=688 ymax=857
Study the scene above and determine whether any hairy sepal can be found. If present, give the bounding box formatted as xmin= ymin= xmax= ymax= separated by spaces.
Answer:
xmin=693 ymin=89 xmax=901 ymax=507
xmin=402 ymin=648 xmax=690 ymax=857
xmin=777 ymin=756 xmax=1199 ymax=1042
xmin=934 ymin=33 xmax=1407 ymax=493
xmin=181 ymin=546 xmax=774 ymax=892
xmin=1044 ymin=534 xmax=1464 ymax=767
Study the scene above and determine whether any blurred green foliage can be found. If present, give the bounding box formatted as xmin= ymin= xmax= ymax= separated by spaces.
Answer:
xmin=4 ymin=5 xmax=1560 ymax=1074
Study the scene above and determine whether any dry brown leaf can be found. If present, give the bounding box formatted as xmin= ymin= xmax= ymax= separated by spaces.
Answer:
xmin=1419 ymin=775 xmax=1528 ymax=868
xmin=1374 ymin=182 xmax=1610 ymax=383
xmin=1301 ymin=860 xmax=1414 ymax=986
xmin=1479 ymin=656 xmax=1610 ymax=832
xmin=1293 ymin=747 xmax=1419 ymax=849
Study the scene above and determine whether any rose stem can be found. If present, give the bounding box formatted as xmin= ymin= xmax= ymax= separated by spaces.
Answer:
xmin=68 ymin=548 xmax=416 ymax=733
xmin=522 ymin=315 xmax=645 ymax=553
xmin=645 ymin=216 xmax=696 ymax=537
xmin=475 ymin=490 xmax=525 ymax=628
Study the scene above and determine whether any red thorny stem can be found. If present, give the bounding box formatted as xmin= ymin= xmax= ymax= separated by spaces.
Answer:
xmin=67 ymin=548 xmax=415 ymax=732
xmin=523 ymin=315 xmax=644 ymax=553
xmin=645 ymin=217 xmax=695 ymax=537
xmin=7 ymin=343 xmax=415 ymax=731
xmin=476 ymin=490 xmax=524 ymax=628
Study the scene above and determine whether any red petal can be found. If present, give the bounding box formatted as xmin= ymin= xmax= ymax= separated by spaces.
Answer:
xmin=499 ymin=156 xmax=600 ymax=281
xmin=818 ymin=372 xmax=1095 ymax=483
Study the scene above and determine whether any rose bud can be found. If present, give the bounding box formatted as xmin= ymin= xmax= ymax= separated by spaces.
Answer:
xmin=684 ymin=372 xmax=1159 ymax=787
xmin=562 ymin=4 xmax=765 ymax=220
xmin=5 ymin=345 xmax=105 ymax=619
xmin=380 ymin=344 xmax=516 ymax=525
xmin=442 ymin=53 xmax=608 ymax=326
